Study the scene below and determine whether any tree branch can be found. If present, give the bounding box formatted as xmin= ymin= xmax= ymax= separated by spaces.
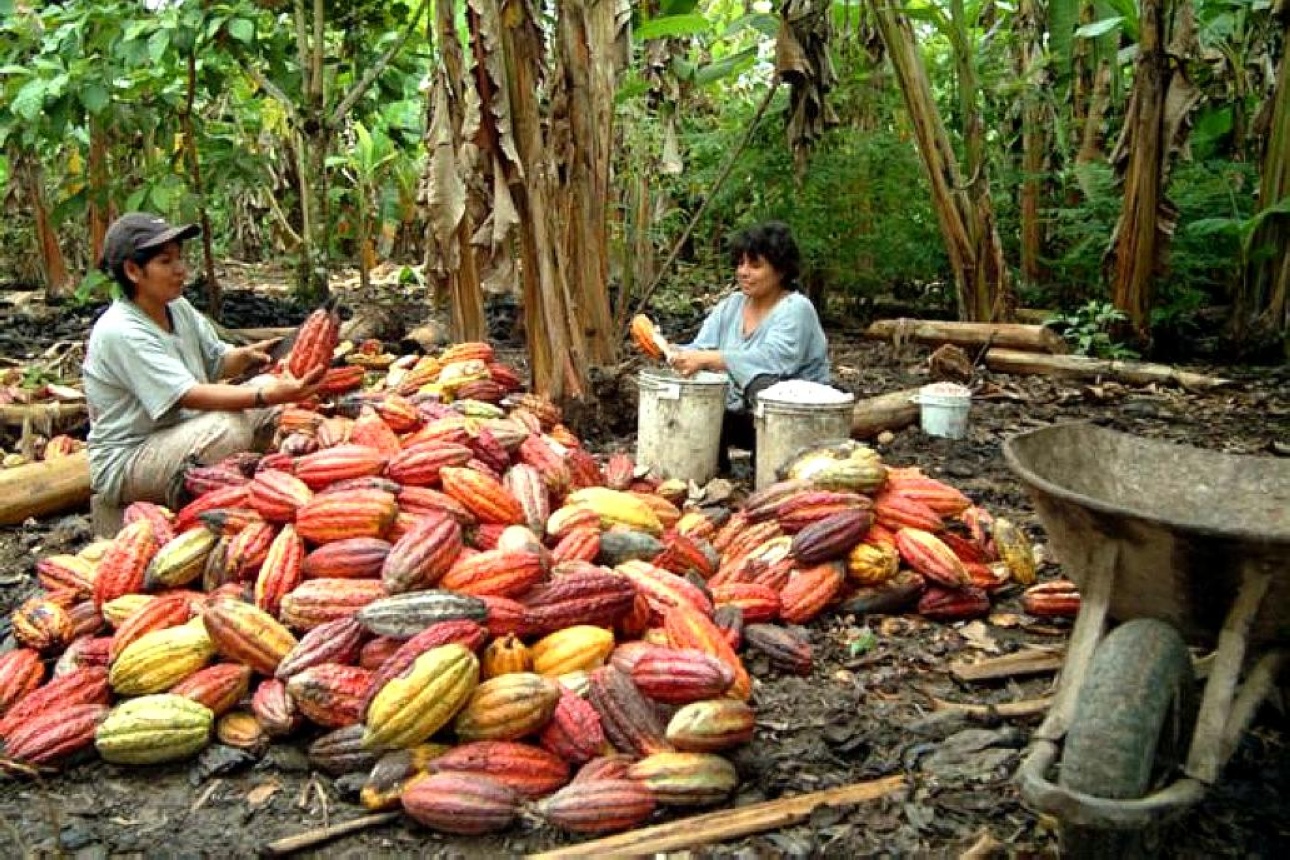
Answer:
xmin=237 ymin=59 xmax=301 ymax=127
xmin=329 ymin=0 xmax=432 ymax=128
xmin=628 ymin=77 xmax=782 ymax=325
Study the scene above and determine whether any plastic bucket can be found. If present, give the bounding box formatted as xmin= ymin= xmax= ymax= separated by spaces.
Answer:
xmin=753 ymin=391 xmax=856 ymax=489
xmin=912 ymin=384 xmax=972 ymax=439
xmin=636 ymin=370 xmax=730 ymax=484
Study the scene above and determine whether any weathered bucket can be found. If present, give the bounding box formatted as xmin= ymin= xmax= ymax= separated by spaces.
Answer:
xmin=912 ymin=383 xmax=972 ymax=439
xmin=754 ymin=387 xmax=856 ymax=489
xmin=636 ymin=369 xmax=730 ymax=484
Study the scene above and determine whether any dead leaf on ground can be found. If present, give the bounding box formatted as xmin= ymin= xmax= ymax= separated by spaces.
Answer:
xmin=957 ymin=621 xmax=1000 ymax=653
xmin=246 ymin=780 xmax=281 ymax=810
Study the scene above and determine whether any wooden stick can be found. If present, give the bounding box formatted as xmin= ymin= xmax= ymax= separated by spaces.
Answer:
xmin=864 ymin=319 xmax=1069 ymax=354
xmin=931 ymin=696 xmax=1053 ymax=718
xmin=950 ymin=650 xmax=1065 ymax=683
xmin=984 ymin=348 xmax=1234 ymax=391
xmin=527 ymin=775 xmax=906 ymax=859
xmin=262 ymin=811 xmax=400 ymax=857
xmin=1186 ymin=563 xmax=1272 ymax=783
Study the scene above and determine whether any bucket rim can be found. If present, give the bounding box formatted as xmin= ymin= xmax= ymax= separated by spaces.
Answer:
xmin=637 ymin=368 xmax=730 ymax=387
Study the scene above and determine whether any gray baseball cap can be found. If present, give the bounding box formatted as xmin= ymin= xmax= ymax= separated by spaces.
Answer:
xmin=100 ymin=213 xmax=200 ymax=272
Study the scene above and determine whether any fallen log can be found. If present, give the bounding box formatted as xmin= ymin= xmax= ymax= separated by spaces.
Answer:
xmin=865 ymin=319 xmax=1068 ymax=354
xmin=263 ymin=812 xmax=400 ymax=857
xmin=0 ymin=402 xmax=87 ymax=428
xmin=0 ymin=450 xmax=90 ymax=525
xmin=851 ymin=387 xmax=921 ymax=439
xmin=528 ymin=774 xmax=907 ymax=859
xmin=984 ymin=348 xmax=1235 ymax=391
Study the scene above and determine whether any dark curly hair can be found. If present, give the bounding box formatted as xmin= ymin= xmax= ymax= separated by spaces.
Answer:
xmin=728 ymin=221 xmax=801 ymax=290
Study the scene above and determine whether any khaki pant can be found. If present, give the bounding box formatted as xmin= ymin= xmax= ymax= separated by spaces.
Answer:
xmin=93 ymin=402 xmax=277 ymax=537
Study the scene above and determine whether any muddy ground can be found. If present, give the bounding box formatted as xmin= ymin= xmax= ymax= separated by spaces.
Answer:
xmin=0 ymin=281 xmax=1287 ymax=858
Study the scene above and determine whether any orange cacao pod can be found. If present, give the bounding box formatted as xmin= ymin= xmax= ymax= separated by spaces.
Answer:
xmin=427 ymin=740 xmax=569 ymax=800
xmin=777 ymin=561 xmax=846 ymax=624
xmin=440 ymin=548 xmax=546 ymax=598
xmin=92 ymin=519 xmax=161 ymax=607
xmin=301 ymin=537 xmax=391 ymax=579
xmin=286 ymin=303 xmax=341 ymax=378
xmin=170 ymin=663 xmax=253 ymax=717
xmin=0 ymin=667 xmax=110 ymax=741
xmin=0 ymin=649 xmax=46 ymax=717
xmin=279 ymin=578 xmax=387 ymax=630
xmin=440 ymin=466 xmax=525 ymax=526
xmin=895 ymin=527 xmax=971 ymax=588
xmin=202 ymin=598 xmax=298 ymax=676
xmin=630 ymin=648 xmax=735 ymax=704
xmin=663 ymin=604 xmax=751 ymax=699
xmin=295 ymin=488 xmax=398 ymax=544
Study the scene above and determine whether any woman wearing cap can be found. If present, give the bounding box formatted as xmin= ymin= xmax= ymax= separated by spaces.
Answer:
xmin=84 ymin=212 xmax=324 ymax=535
xmin=668 ymin=221 xmax=830 ymax=472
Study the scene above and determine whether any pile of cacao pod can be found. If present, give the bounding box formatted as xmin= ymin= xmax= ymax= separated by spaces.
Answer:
xmin=0 ymin=333 xmax=1076 ymax=838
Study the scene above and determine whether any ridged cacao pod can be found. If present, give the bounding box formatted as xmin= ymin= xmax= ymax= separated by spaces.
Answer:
xmin=301 ymin=537 xmax=391 ymax=579
xmin=743 ymin=623 xmax=813 ymax=675
xmin=402 ymin=772 xmax=520 ymax=835
xmin=201 ymin=598 xmax=297 ymax=677
xmin=535 ymin=777 xmax=657 ymax=834
xmin=363 ymin=644 xmax=479 ymax=749
xmin=453 ymin=673 xmax=561 ymax=742
xmin=626 ymin=751 xmax=738 ymax=806
xmin=665 ymin=698 xmax=756 ymax=752
xmin=427 ymin=739 xmax=569 ymax=799
xmin=286 ymin=664 xmax=372 ymax=728
xmin=95 ymin=694 xmax=213 ymax=764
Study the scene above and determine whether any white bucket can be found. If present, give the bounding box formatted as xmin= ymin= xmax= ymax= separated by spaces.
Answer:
xmin=912 ymin=383 xmax=972 ymax=439
xmin=753 ymin=389 xmax=856 ymax=489
xmin=636 ymin=369 xmax=730 ymax=484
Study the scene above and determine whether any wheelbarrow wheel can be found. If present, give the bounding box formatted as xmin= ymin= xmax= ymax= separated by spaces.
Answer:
xmin=1058 ymin=618 xmax=1196 ymax=859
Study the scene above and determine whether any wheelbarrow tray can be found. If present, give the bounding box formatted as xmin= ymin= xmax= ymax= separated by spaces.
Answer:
xmin=1003 ymin=422 xmax=1290 ymax=647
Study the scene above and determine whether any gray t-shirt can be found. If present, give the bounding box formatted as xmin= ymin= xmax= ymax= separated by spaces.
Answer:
xmin=685 ymin=290 xmax=830 ymax=411
xmin=84 ymin=297 xmax=231 ymax=504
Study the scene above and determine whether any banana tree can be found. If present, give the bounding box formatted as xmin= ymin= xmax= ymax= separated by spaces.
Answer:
xmin=870 ymin=0 xmax=1014 ymax=321
xmin=1235 ymin=0 xmax=1289 ymax=347
xmin=1102 ymin=0 xmax=1203 ymax=337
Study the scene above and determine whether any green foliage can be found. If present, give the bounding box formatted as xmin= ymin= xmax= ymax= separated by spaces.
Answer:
xmin=1047 ymin=301 xmax=1139 ymax=359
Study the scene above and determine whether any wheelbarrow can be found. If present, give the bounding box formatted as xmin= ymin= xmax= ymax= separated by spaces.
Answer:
xmin=1002 ymin=422 xmax=1290 ymax=856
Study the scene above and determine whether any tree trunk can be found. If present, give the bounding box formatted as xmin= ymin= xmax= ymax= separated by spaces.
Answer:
xmin=984 ymin=347 xmax=1233 ymax=391
xmin=864 ymin=318 xmax=1069 ymax=352
xmin=870 ymin=0 xmax=1013 ymax=322
xmin=86 ymin=120 xmax=110 ymax=276
xmin=1235 ymin=5 xmax=1290 ymax=348
xmin=550 ymin=0 xmax=625 ymax=366
xmin=1103 ymin=0 xmax=1202 ymax=338
xmin=1016 ymin=0 xmax=1047 ymax=288
xmin=421 ymin=0 xmax=486 ymax=342
xmin=12 ymin=152 xmax=71 ymax=298
xmin=183 ymin=50 xmax=222 ymax=319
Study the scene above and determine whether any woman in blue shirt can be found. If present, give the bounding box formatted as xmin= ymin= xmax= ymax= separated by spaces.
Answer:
xmin=669 ymin=221 xmax=830 ymax=471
